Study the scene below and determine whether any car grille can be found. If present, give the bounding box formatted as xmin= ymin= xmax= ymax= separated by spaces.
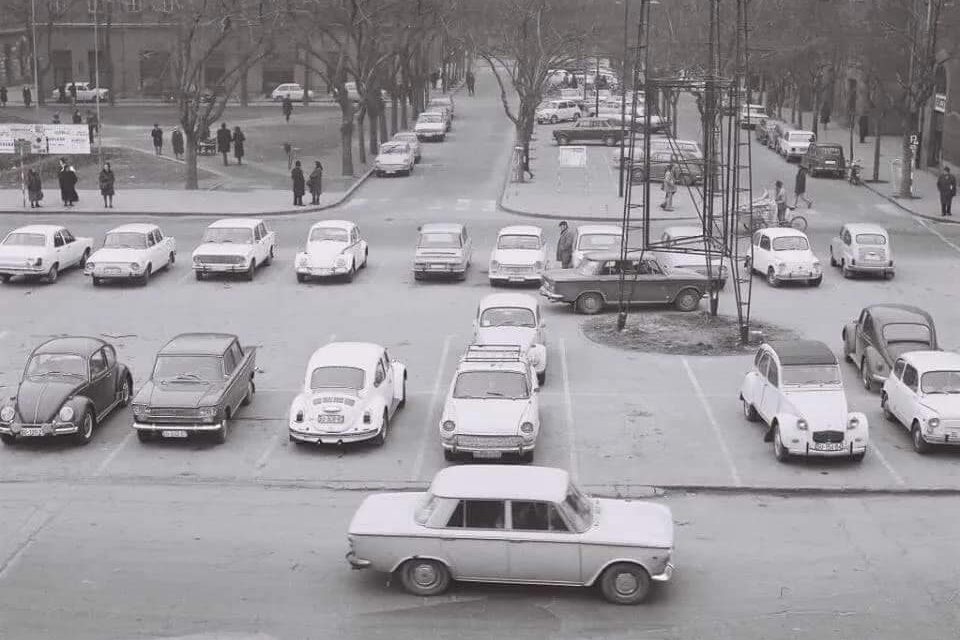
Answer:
xmin=457 ymin=435 xmax=523 ymax=449
xmin=146 ymin=407 xmax=200 ymax=420
xmin=812 ymin=430 xmax=844 ymax=444
xmin=196 ymin=255 xmax=243 ymax=264
xmin=941 ymin=419 xmax=960 ymax=432
xmin=312 ymin=396 xmax=356 ymax=407
xmin=503 ymin=265 xmax=535 ymax=274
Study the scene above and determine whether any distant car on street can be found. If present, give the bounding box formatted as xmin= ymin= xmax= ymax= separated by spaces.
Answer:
xmin=85 ymin=223 xmax=176 ymax=287
xmin=629 ymin=150 xmax=704 ymax=185
xmin=751 ymin=228 xmax=822 ymax=287
xmin=571 ymin=224 xmax=622 ymax=268
xmin=843 ymin=304 xmax=938 ymax=391
xmin=374 ymin=141 xmax=416 ymax=177
xmin=295 ymin=220 xmax=368 ymax=283
xmin=270 ymin=83 xmax=315 ymax=101
xmin=192 ymin=218 xmax=276 ymax=281
xmin=829 ymin=223 xmax=893 ymax=279
xmin=51 ymin=81 xmax=109 ymax=102
xmin=553 ymin=118 xmax=625 ymax=146
xmin=428 ymin=95 xmax=455 ymax=118
xmin=413 ymin=223 xmax=472 ymax=281
xmin=0 ymin=224 xmax=92 ymax=284
xmin=391 ymin=131 xmax=422 ymax=162
xmin=415 ymin=112 xmax=446 ymax=142
xmin=881 ymin=350 xmax=960 ymax=454
xmin=738 ymin=103 xmax=767 ymax=129
xmin=778 ymin=129 xmax=815 ymax=160
xmin=536 ymin=99 xmax=582 ymax=124
xmin=801 ymin=142 xmax=846 ymax=178
xmin=488 ymin=225 xmax=548 ymax=285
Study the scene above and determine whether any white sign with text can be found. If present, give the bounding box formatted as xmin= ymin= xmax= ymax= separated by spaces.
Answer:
xmin=0 ymin=124 xmax=91 ymax=155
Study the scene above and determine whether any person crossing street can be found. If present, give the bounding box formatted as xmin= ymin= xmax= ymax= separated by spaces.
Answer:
xmin=216 ymin=123 xmax=232 ymax=166
xmin=937 ymin=165 xmax=957 ymax=217
xmin=793 ymin=165 xmax=813 ymax=208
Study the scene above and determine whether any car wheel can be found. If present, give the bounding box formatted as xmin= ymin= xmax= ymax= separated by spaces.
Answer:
xmin=244 ymin=260 xmax=256 ymax=281
xmin=773 ymin=426 xmax=790 ymax=462
xmin=861 ymin=358 xmax=874 ymax=391
xmin=74 ymin=410 xmax=95 ymax=446
xmin=136 ymin=430 xmax=154 ymax=443
xmin=0 ymin=274 xmax=9 ymax=284
xmin=519 ymin=450 xmax=535 ymax=463
xmin=414 ymin=272 xmax=424 ymax=281
xmin=118 ymin=376 xmax=132 ymax=407
xmin=576 ymin=292 xmax=604 ymax=315
xmin=241 ymin=379 xmax=255 ymax=406
xmin=345 ymin=262 xmax=355 ymax=283
xmin=1 ymin=433 xmax=15 ymax=445
xmin=851 ymin=451 xmax=866 ymax=463
xmin=168 ymin=252 xmax=176 ymax=267
xmin=362 ymin=248 xmax=369 ymax=268
xmin=265 ymin=246 xmax=274 ymax=266
xmin=443 ymin=449 xmax=459 ymax=461
xmin=881 ymin=393 xmax=896 ymax=421
xmin=742 ymin=398 xmax=760 ymax=422
xmin=599 ymin=562 xmax=652 ymax=605
xmin=572 ymin=112 xmax=580 ymax=120
xmin=398 ymin=375 xmax=407 ymax=409
xmin=92 ymin=277 xmax=102 ymax=287
xmin=766 ymin=268 xmax=779 ymax=287
xmin=912 ymin=423 xmax=931 ymax=454
xmin=139 ymin=264 xmax=152 ymax=287
xmin=537 ymin=370 xmax=546 ymax=386
xmin=673 ymin=288 xmax=701 ymax=312
xmin=557 ymin=135 xmax=569 ymax=145
xmin=45 ymin=263 xmax=59 ymax=284
xmin=550 ymin=115 xmax=558 ymax=124
xmin=296 ymin=273 xmax=307 ymax=283
xmin=399 ymin=559 xmax=451 ymax=597
xmin=841 ymin=261 xmax=852 ymax=279
xmin=79 ymin=249 xmax=90 ymax=269
xmin=884 ymin=270 xmax=895 ymax=280
xmin=195 ymin=271 xmax=205 ymax=281
xmin=829 ymin=248 xmax=837 ymax=267
xmin=212 ymin=416 xmax=229 ymax=444
xmin=372 ymin=410 xmax=388 ymax=446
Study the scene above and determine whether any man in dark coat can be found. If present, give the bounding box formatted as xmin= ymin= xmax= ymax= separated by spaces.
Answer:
xmin=58 ymin=85 xmax=67 ymax=103
xmin=27 ymin=169 xmax=42 ymax=208
xmin=858 ymin=115 xmax=869 ymax=144
xmin=86 ymin=111 xmax=98 ymax=145
xmin=216 ymin=123 xmax=232 ymax=166
xmin=72 ymin=108 xmax=82 ymax=124
xmin=0 ymin=86 xmax=7 ymax=107
xmin=151 ymin=124 xmax=163 ymax=155
xmin=68 ymin=82 xmax=77 ymax=104
xmin=937 ymin=166 xmax=957 ymax=217
xmin=291 ymin=160 xmax=306 ymax=206
xmin=171 ymin=127 xmax=185 ymax=160
xmin=58 ymin=159 xmax=79 ymax=207
xmin=232 ymin=126 xmax=245 ymax=165
xmin=793 ymin=165 xmax=812 ymax=208
xmin=22 ymin=86 xmax=31 ymax=107
xmin=99 ymin=162 xmax=116 ymax=208
xmin=465 ymin=71 xmax=475 ymax=96
xmin=308 ymin=160 xmax=323 ymax=204
xmin=281 ymin=97 xmax=293 ymax=123
xmin=556 ymin=221 xmax=574 ymax=268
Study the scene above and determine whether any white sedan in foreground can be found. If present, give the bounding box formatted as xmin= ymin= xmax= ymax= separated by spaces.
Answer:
xmin=488 ymin=225 xmax=547 ymax=285
xmin=85 ymin=223 xmax=176 ymax=286
xmin=295 ymin=220 xmax=368 ymax=282
xmin=0 ymin=225 xmax=92 ymax=284
xmin=374 ymin=141 xmax=415 ymax=177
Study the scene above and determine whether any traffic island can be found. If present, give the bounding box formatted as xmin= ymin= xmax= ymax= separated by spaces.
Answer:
xmin=582 ymin=311 xmax=798 ymax=356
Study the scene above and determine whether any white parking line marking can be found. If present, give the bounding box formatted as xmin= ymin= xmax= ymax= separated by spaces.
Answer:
xmin=411 ymin=334 xmax=453 ymax=481
xmin=682 ymin=357 xmax=742 ymax=487
xmin=870 ymin=442 xmax=905 ymax=486
xmin=0 ymin=498 xmax=66 ymax=584
xmin=915 ymin=217 xmax=960 ymax=255
xmin=559 ymin=338 xmax=579 ymax=479
xmin=93 ymin=430 xmax=134 ymax=477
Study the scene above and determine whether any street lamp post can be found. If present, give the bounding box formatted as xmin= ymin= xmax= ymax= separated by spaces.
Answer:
xmin=618 ymin=0 xmax=629 ymax=197
xmin=93 ymin=0 xmax=103 ymax=166
xmin=31 ymin=0 xmax=39 ymax=118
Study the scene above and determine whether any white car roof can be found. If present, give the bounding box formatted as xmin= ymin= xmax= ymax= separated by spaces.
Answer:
xmin=497 ymin=225 xmax=542 ymax=237
xmin=899 ymin=350 xmax=960 ymax=371
xmin=430 ymin=465 xmax=569 ymax=503
xmin=421 ymin=223 xmax=464 ymax=234
xmin=577 ymin=225 xmax=622 ymax=235
xmin=843 ymin=223 xmax=888 ymax=236
xmin=663 ymin=226 xmax=703 ymax=238
xmin=478 ymin=292 xmax=538 ymax=312
xmin=209 ymin=218 xmax=262 ymax=229
xmin=763 ymin=227 xmax=809 ymax=239
xmin=789 ymin=130 xmax=815 ymax=137
xmin=393 ymin=131 xmax=417 ymax=139
xmin=309 ymin=220 xmax=355 ymax=232
xmin=107 ymin=223 xmax=159 ymax=234
xmin=306 ymin=342 xmax=384 ymax=374
xmin=10 ymin=225 xmax=64 ymax=236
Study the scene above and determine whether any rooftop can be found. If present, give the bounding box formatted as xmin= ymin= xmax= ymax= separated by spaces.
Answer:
xmin=10 ymin=225 xmax=64 ymax=235
xmin=479 ymin=292 xmax=539 ymax=310
xmin=577 ymin=225 xmax=622 ymax=234
xmin=866 ymin=304 xmax=933 ymax=327
xmin=844 ymin=223 xmax=888 ymax=235
xmin=498 ymin=225 xmax=542 ymax=237
xmin=420 ymin=223 xmax=464 ymax=234
xmin=899 ymin=350 xmax=960 ymax=370
xmin=209 ymin=218 xmax=262 ymax=229
xmin=310 ymin=220 xmax=354 ymax=231
xmin=767 ymin=340 xmax=838 ymax=366
xmin=429 ymin=465 xmax=570 ymax=503
xmin=306 ymin=342 xmax=383 ymax=372
xmin=107 ymin=223 xmax=159 ymax=234
xmin=33 ymin=336 xmax=108 ymax=358
xmin=159 ymin=333 xmax=237 ymax=356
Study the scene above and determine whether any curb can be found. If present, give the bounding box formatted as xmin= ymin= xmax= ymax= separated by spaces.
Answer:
xmin=862 ymin=180 xmax=960 ymax=225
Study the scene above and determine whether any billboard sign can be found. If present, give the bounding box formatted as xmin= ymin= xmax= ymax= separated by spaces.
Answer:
xmin=0 ymin=124 xmax=91 ymax=155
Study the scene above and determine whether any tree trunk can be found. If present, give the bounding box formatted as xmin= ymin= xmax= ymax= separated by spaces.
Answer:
xmin=811 ymin=90 xmax=820 ymax=138
xmin=899 ymin=115 xmax=915 ymax=198
xmin=357 ymin=111 xmax=367 ymax=165
xmin=184 ymin=131 xmax=199 ymax=190
xmin=379 ymin=107 xmax=388 ymax=145
xmin=239 ymin=68 xmax=249 ymax=107
xmin=400 ymin=92 xmax=408 ymax=130
xmin=872 ymin=111 xmax=882 ymax=182
xmin=790 ymin=88 xmax=796 ymax=125
xmin=368 ymin=107 xmax=379 ymax=156
xmin=340 ymin=117 xmax=355 ymax=176
xmin=390 ymin=95 xmax=398 ymax=135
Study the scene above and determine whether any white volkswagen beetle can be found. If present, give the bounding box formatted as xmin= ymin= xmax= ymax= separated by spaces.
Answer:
xmin=488 ymin=225 xmax=548 ymax=285
xmin=85 ymin=223 xmax=176 ymax=286
xmin=295 ymin=220 xmax=368 ymax=283
xmin=474 ymin=293 xmax=547 ymax=384
xmin=288 ymin=342 xmax=407 ymax=447
xmin=0 ymin=225 xmax=92 ymax=284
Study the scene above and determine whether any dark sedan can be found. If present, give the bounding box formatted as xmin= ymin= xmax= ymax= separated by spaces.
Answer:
xmin=0 ymin=337 xmax=133 ymax=445
xmin=553 ymin=118 xmax=626 ymax=146
xmin=539 ymin=253 xmax=714 ymax=314
xmin=843 ymin=304 xmax=938 ymax=391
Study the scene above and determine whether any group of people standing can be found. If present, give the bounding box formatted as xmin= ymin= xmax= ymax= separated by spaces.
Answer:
xmin=290 ymin=160 xmax=324 ymax=206
xmin=24 ymin=159 xmax=116 ymax=209
xmin=149 ymin=122 xmax=246 ymax=165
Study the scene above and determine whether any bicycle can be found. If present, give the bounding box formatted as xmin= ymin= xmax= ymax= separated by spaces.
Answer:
xmin=739 ymin=191 xmax=807 ymax=233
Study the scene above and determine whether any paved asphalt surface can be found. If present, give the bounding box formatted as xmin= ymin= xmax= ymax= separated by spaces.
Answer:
xmin=2 ymin=70 xmax=960 ymax=639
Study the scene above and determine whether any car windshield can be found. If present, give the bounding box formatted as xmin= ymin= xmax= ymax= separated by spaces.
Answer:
xmin=921 ymin=370 xmax=960 ymax=394
xmin=25 ymin=353 xmax=86 ymax=379
xmin=883 ymin=323 xmax=931 ymax=344
xmin=380 ymin=143 xmax=407 ymax=155
xmin=202 ymin=227 xmax=252 ymax=244
xmin=856 ymin=233 xmax=886 ymax=245
xmin=419 ymin=114 xmax=442 ymax=123
xmin=104 ymin=232 xmax=147 ymax=249
xmin=793 ymin=133 xmax=814 ymax=143
xmin=153 ymin=355 xmax=222 ymax=383
xmin=419 ymin=232 xmax=460 ymax=249
xmin=414 ymin=493 xmax=439 ymax=525
xmin=480 ymin=307 xmax=536 ymax=328
xmin=772 ymin=236 xmax=809 ymax=251
xmin=394 ymin=134 xmax=416 ymax=143
xmin=309 ymin=227 xmax=349 ymax=243
xmin=310 ymin=366 xmax=364 ymax=391
xmin=497 ymin=234 xmax=540 ymax=250
xmin=3 ymin=232 xmax=47 ymax=247
xmin=578 ymin=233 xmax=621 ymax=250
xmin=576 ymin=260 xmax=603 ymax=276
xmin=781 ymin=364 xmax=842 ymax=386
xmin=453 ymin=370 xmax=529 ymax=399
xmin=562 ymin=483 xmax=593 ymax=532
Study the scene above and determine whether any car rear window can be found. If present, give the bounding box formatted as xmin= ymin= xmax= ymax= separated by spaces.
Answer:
xmin=419 ymin=232 xmax=460 ymax=249
xmin=453 ymin=371 xmax=529 ymax=399
xmin=921 ymin=370 xmax=960 ymax=394
xmin=781 ymin=365 xmax=841 ymax=386
xmin=3 ymin=233 xmax=46 ymax=246
xmin=497 ymin=234 xmax=540 ymax=250
xmin=578 ymin=233 xmax=621 ymax=250
xmin=480 ymin=307 xmax=536 ymax=328
xmin=771 ymin=236 xmax=809 ymax=251
xmin=855 ymin=233 xmax=886 ymax=245
xmin=882 ymin=323 xmax=931 ymax=344
xmin=310 ymin=366 xmax=364 ymax=390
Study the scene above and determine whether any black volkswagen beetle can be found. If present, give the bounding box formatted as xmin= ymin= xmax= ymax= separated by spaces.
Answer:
xmin=842 ymin=304 xmax=938 ymax=391
xmin=0 ymin=337 xmax=133 ymax=445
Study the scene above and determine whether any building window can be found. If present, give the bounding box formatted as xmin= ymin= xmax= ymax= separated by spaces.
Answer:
xmin=124 ymin=0 xmax=142 ymax=11
xmin=154 ymin=0 xmax=182 ymax=11
xmin=87 ymin=0 xmax=115 ymax=12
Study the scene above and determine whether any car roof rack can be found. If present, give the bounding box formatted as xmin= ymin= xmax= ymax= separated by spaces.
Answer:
xmin=463 ymin=344 xmax=524 ymax=363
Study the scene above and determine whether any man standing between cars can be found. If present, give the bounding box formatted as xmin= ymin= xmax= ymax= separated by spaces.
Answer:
xmin=774 ymin=180 xmax=788 ymax=224
xmin=556 ymin=221 xmax=575 ymax=269
xmin=216 ymin=123 xmax=232 ymax=166
xmin=793 ymin=165 xmax=813 ymax=208
xmin=660 ymin=164 xmax=677 ymax=211
xmin=937 ymin=165 xmax=957 ymax=216
xmin=0 ymin=86 xmax=7 ymax=107
xmin=151 ymin=123 xmax=163 ymax=155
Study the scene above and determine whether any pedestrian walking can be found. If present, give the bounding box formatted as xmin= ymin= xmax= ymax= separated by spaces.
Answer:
xmin=521 ymin=146 xmax=534 ymax=180
xmin=774 ymin=180 xmax=788 ymax=224
xmin=68 ymin=82 xmax=77 ymax=104
xmin=171 ymin=127 xmax=185 ymax=160
xmin=793 ymin=165 xmax=813 ymax=208
xmin=858 ymin=114 xmax=869 ymax=144
xmin=291 ymin=160 xmax=306 ymax=206
xmin=99 ymin=162 xmax=116 ymax=208
xmin=52 ymin=111 xmax=61 ymax=124
xmin=232 ymin=126 xmax=245 ymax=165
xmin=660 ymin=164 xmax=677 ymax=211
xmin=308 ymin=160 xmax=323 ymax=204
xmin=281 ymin=96 xmax=293 ymax=123
xmin=86 ymin=111 xmax=98 ymax=145
xmin=151 ymin=123 xmax=163 ymax=155
xmin=22 ymin=86 xmax=31 ymax=108
xmin=216 ymin=123 xmax=232 ymax=166
xmin=58 ymin=159 xmax=79 ymax=207
xmin=0 ymin=86 xmax=7 ymax=107
xmin=72 ymin=108 xmax=82 ymax=124
xmin=556 ymin=221 xmax=574 ymax=269
xmin=57 ymin=85 xmax=67 ymax=104
xmin=430 ymin=70 xmax=440 ymax=89
xmin=26 ymin=168 xmax=43 ymax=208
xmin=465 ymin=71 xmax=475 ymax=96
xmin=819 ymin=102 xmax=831 ymax=130
xmin=937 ymin=166 xmax=957 ymax=217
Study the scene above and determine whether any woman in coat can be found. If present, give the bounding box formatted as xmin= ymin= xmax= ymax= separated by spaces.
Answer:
xmin=58 ymin=159 xmax=78 ymax=207
xmin=232 ymin=126 xmax=246 ymax=165
xmin=27 ymin=169 xmax=43 ymax=208
xmin=171 ymin=127 xmax=185 ymax=160
xmin=99 ymin=162 xmax=116 ymax=208
xmin=291 ymin=160 xmax=306 ymax=206
xmin=308 ymin=161 xmax=323 ymax=204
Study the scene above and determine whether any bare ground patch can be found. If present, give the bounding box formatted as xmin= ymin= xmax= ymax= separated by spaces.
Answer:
xmin=582 ymin=311 xmax=799 ymax=356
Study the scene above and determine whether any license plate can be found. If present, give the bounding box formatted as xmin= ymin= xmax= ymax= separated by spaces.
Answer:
xmin=509 ymin=276 xmax=525 ymax=282
xmin=161 ymin=430 xmax=189 ymax=438
xmin=315 ymin=269 xmax=332 ymax=275
xmin=317 ymin=415 xmax=344 ymax=424
xmin=429 ymin=264 xmax=446 ymax=270
xmin=473 ymin=450 xmax=502 ymax=459
xmin=813 ymin=442 xmax=843 ymax=451
xmin=104 ymin=267 xmax=120 ymax=274
xmin=20 ymin=427 xmax=42 ymax=437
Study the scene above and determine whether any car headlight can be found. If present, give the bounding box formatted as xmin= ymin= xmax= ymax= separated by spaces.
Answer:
xmin=297 ymin=256 xmax=309 ymax=267
xmin=58 ymin=406 xmax=75 ymax=422
xmin=0 ymin=406 xmax=14 ymax=422
xmin=84 ymin=262 xmax=95 ymax=270
xmin=198 ymin=407 xmax=216 ymax=418
xmin=927 ymin=417 xmax=940 ymax=433
xmin=812 ymin=261 xmax=821 ymax=271
xmin=132 ymin=404 xmax=146 ymax=417
xmin=490 ymin=260 xmax=500 ymax=271
xmin=796 ymin=418 xmax=808 ymax=430
xmin=25 ymin=257 xmax=42 ymax=267
xmin=193 ymin=256 xmax=202 ymax=265
xmin=520 ymin=421 xmax=534 ymax=434
xmin=776 ymin=262 xmax=786 ymax=273
xmin=335 ymin=256 xmax=348 ymax=267
xmin=129 ymin=262 xmax=141 ymax=271
xmin=441 ymin=420 xmax=456 ymax=432
xmin=848 ymin=416 xmax=860 ymax=430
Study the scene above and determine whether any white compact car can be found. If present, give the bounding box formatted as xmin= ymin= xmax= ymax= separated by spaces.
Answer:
xmin=654 ymin=225 xmax=728 ymax=288
xmin=288 ymin=342 xmax=406 ymax=447
xmin=439 ymin=345 xmax=541 ymax=462
xmin=572 ymin=225 xmax=623 ymax=268
xmin=778 ymin=130 xmax=815 ymax=160
xmin=751 ymin=228 xmax=822 ymax=287
xmin=489 ymin=225 xmax=548 ymax=285
xmin=474 ymin=293 xmax=547 ymax=384
xmin=374 ymin=141 xmax=416 ymax=177
xmin=414 ymin=223 xmax=472 ymax=281
xmin=829 ymin=223 xmax=894 ymax=279
xmin=295 ymin=220 xmax=368 ymax=282
xmin=52 ymin=81 xmax=109 ymax=102
xmin=881 ymin=351 xmax=960 ymax=454
xmin=271 ymin=83 xmax=315 ymax=101
xmin=85 ymin=223 xmax=176 ymax=286
xmin=536 ymin=99 xmax=581 ymax=124
xmin=738 ymin=103 xmax=767 ymax=129
xmin=415 ymin=112 xmax=446 ymax=142
xmin=392 ymin=131 xmax=422 ymax=162
xmin=740 ymin=340 xmax=868 ymax=462
xmin=428 ymin=95 xmax=455 ymax=118
xmin=0 ymin=224 xmax=92 ymax=284
xmin=192 ymin=218 xmax=276 ymax=281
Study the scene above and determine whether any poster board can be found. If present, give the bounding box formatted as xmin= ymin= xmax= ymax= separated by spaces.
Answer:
xmin=0 ymin=124 xmax=91 ymax=155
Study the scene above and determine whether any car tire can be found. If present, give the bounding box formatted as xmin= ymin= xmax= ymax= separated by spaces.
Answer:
xmin=45 ymin=263 xmax=59 ymax=284
xmin=119 ymin=376 xmax=132 ymax=408
xmin=296 ymin=273 xmax=307 ymax=283
xmin=241 ymin=379 xmax=255 ymax=406
xmin=884 ymin=270 xmax=895 ymax=280
xmin=345 ymin=262 xmax=355 ymax=283
xmin=742 ymin=398 xmax=760 ymax=422
xmin=557 ymin=135 xmax=569 ymax=146
xmin=414 ymin=272 xmax=424 ymax=281
xmin=537 ymin=370 xmax=546 ymax=386
xmin=1 ymin=433 xmax=15 ymax=445
xmin=0 ymin=274 xmax=9 ymax=284
xmin=912 ymin=423 xmax=932 ymax=454
xmin=92 ymin=276 xmax=102 ymax=287
xmin=861 ymin=358 xmax=874 ymax=391
xmin=572 ymin=112 xmax=580 ymax=120
xmin=195 ymin=271 xmax=205 ymax=281
xmin=244 ymin=260 xmax=256 ymax=281
xmin=550 ymin=115 xmax=558 ymax=124
xmin=139 ymin=265 xmax=152 ymax=287
xmin=399 ymin=559 xmax=451 ymax=597
xmin=79 ymin=249 xmax=90 ymax=269
xmin=673 ymin=288 xmax=701 ymax=312
xmin=599 ymin=562 xmax=652 ymax=605
xmin=766 ymin=268 xmax=779 ymax=287
xmin=136 ymin=430 xmax=154 ymax=443
xmin=212 ymin=416 xmax=229 ymax=444
xmin=74 ymin=410 xmax=95 ymax=446
xmin=265 ymin=246 xmax=274 ymax=267
xmin=398 ymin=375 xmax=407 ymax=409
xmin=575 ymin=292 xmax=604 ymax=315
xmin=519 ymin=450 xmax=535 ymax=463
xmin=443 ymin=449 xmax=459 ymax=461
xmin=881 ymin=393 xmax=896 ymax=421
xmin=841 ymin=261 xmax=852 ymax=279
xmin=372 ymin=410 xmax=388 ymax=446
xmin=773 ymin=425 xmax=790 ymax=462
xmin=168 ymin=252 xmax=176 ymax=267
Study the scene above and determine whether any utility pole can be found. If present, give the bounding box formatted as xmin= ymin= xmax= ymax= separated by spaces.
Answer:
xmin=93 ymin=0 xmax=103 ymax=167
xmin=618 ymin=0 xmax=630 ymax=197
xmin=31 ymin=0 xmax=40 ymax=119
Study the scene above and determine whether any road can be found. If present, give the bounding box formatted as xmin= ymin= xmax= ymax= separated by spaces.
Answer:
xmin=2 ymin=68 xmax=960 ymax=639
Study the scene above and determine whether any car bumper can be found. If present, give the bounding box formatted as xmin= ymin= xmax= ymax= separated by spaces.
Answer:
xmin=651 ymin=562 xmax=674 ymax=582
xmin=414 ymin=263 xmax=465 ymax=275
xmin=787 ymin=442 xmax=867 ymax=457
xmin=133 ymin=421 xmax=222 ymax=433
xmin=490 ymin=271 xmax=542 ymax=283
xmin=346 ymin=551 xmax=372 ymax=570
xmin=442 ymin=441 xmax=536 ymax=458
xmin=0 ymin=422 xmax=78 ymax=437
xmin=86 ymin=266 xmax=143 ymax=279
xmin=297 ymin=265 xmax=350 ymax=277
xmin=775 ymin=270 xmax=820 ymax=281
xmin=0 ymin=266 xmax=47 ymax=277
xmin=539 ymin=287 xmax=566 ymax=301
xmin=918 ymin=431 xmax=960 ymax=446
xmin=376 ymin=165 xmax=411 ymax=174
xmin=289 ymin=425 xmax=381 ymax=444
xmin=416 ymin=132 xmax=444 ymax=140
xmin=847 ymin=263 xmax=893 ymax=274
xmin=193 ymin=264 xmax=247 ymax=273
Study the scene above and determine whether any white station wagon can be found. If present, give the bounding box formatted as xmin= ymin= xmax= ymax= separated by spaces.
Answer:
xmin=192 ymin=218 xmax=276 ymax=281
xmin=751 ymin=228 xmax=822 ymax=287
xmin=288 ymin=342 xmax=407 ymax=447
xmin=440 ymin=345 xmax=540 ymax=462
xmin=881 ymin=351 xmax=960 ymax=454
xmin=413 ymin=223 xmax=472 ymax=281
xmin=295 ymin=220 xmax=368 ymax=283
xmin=488 ymin=225 xmax=548 ymax=285
xmin=85 ymin=223 xmax=176 ymax=286
xmin=740 ymin=341 xmax=869 ymax=462
xmin=474 ymin=293 xmax=547 ymax=384
xmin=346 ymin=465 xmax=675 ymax=604
xmin=0 ymin=224 xmax=92 ymax=284
xmin=829 ymin=223 xmax=894 ymax=279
